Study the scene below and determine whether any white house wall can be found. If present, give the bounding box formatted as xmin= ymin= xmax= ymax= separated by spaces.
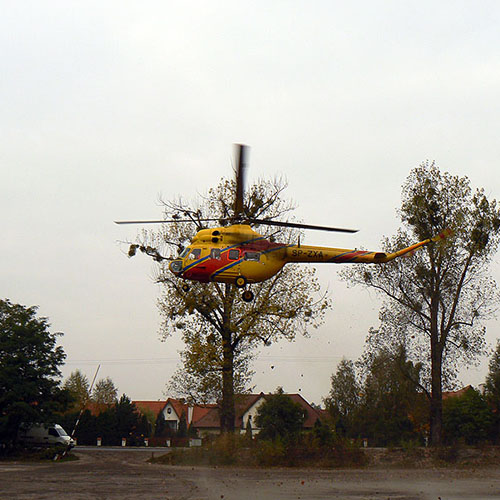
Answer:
xmin=240 ymin=396 xmax=266 ymax=434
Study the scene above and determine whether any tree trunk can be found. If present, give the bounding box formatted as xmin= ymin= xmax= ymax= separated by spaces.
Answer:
xmin=429 ymin=310 xmax=443 ymax=446
xmin=219 ymin=328 xmax=235 ymax=433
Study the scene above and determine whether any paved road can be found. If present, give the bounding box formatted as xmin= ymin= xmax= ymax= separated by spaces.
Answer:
xmin=1 ymin=448 xmax=500 ymax=499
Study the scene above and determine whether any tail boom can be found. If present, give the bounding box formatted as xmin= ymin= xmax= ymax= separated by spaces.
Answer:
xmin=284 ymin=229 xmax=451 ymax=265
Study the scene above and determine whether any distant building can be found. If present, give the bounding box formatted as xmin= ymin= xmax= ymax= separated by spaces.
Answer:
xmin=442 ymin=385 xmax=474 ymax=400
xmin=133 ymin=393 xmax=326 ymax=438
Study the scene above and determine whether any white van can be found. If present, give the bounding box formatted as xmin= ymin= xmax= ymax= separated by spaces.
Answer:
xmin=18 ymin=423 xmax=75 ymax=448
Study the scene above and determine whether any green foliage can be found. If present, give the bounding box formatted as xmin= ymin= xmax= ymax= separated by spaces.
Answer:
xmin=312 ymin=418 xmax=334 ymax=447
xmin=59 ymin=394 xmax=147 ymax=446
xmin=255 ymin=388 xmax=305 ymax=444
xmin=324 ymin=358 xmax=361 ymax=436
xmin=114 ymin=394 xmax=141 ymax=443
xmin=0 ymin=299 xmax=69 ymax=448
xmin=154 ymin=412 xmax=168 ymax=438
xmin=485 ymin=340 xmax=500 ymax=406
xmin=63 ymin=370 xmax=90 ymax=411
xmin=254 ymin=437 xmax=286 ymax=465
xmin=59 ymin=409 xmax=95 ymax=445
xmin=92 ymin=377 xmax=118 ymax=405
xmin=245 ymin=416 xmax=253 ymax=439
xmin=176 ymin=411 xmax=187 ymax=438
xmin=484 ymin=340 xmax=500 ymax=442
xmin=326 ymin=348 xmax=426 ymax=446
xmin=0 ymin=445 xmax=76 ymax=462
xmin=150 ymin=433 xmax=366 ymax=468
xmin=443 ymin=388 xmax=494 ymax=445
xmin=359 ymin=348 xmax=425 ymax=447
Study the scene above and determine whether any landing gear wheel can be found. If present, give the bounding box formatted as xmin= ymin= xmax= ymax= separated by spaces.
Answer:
xmin=235 ymin=276 xmax=247 ymax=288
xmin=181 ymin=283 xmax=190 ymax=292
xmin=242 ymin=290 xmax=254 ymax=302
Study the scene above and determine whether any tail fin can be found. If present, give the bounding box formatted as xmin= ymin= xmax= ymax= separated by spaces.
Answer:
xmin=381 ymin=228 xmax=453 ymax=263
xmin=431 ymin=228 xmax=453 ymax=243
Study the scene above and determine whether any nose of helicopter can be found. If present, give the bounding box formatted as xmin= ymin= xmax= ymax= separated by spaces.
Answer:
xmin=169 ymin=260 xmax=183 ymax=274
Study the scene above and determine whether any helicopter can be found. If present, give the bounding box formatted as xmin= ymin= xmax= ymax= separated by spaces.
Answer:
xmin=116 ymin=144 xmax=451 ymax=302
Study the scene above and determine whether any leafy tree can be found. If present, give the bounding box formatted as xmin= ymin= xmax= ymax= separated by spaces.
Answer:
xmin=154 ymin=412 xmax=168 ymax=437
xmin=0 ymin=299 xmax=69 ymax=448
xmin=485 ymin=341 xmax=500 ymax=402
xmin=177 ymin=411 xmax=187 ymax=438
xmin=326 ymin=348 xmax=425 ymax=445
xmin=92 ymin=377 xmax=118 ymax=405
xmin=95 ymin=408 xmax=117 ymax=445
xmin=341 ymin=163 xmax=500 ymax=444
xmin=312 ymin=417 xmax=334 ymax=447
xmin=63 ymin=370 xmax=91 ymax=411
xmin=115 ymin=394 xmax=140 ymax=442
xmin=137 ymin=406 xmax=157 ymax=435
xmin=358 ymin=347 xmax=425 ymax=446
xmin=245 ymin=416 xmax=253 ymax=439
xmin=324 ymin=358 xmax=361 ymax=436
xmin=484 ymin=340 xmax=500 ymax=442
xmin=187 ymin=422 xmax=198 ymax=438
xmin=131 ymin=177 xmax=329 ymax=431
xmin=165 ymin=334 xmax=254 ymax=404
xmin=59 ymin=409 xmax=96 ymax=446
xmin=443 ymin=387 xmax=493 ymax=444
xmin=255 ymin=388 xmax=305 ymax=443
xmin=136 ymin=413 xmax=152 ymax=442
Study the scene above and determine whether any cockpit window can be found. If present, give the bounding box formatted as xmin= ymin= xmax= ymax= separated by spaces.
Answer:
xmin=228 ymin=249 xmax=240 ymax=260
xmin=244 ymin=251 xmax=260 ymax=261
xmin=179 ymin=247 xmax=191 ymax=258
xmin=188 ymin=249 xmax=201 ymax=260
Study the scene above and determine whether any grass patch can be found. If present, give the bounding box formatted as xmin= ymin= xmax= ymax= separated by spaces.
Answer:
xmin=0 ymin=446 xmax=78 ymax=462
xmin=149 ymin=434 xmax=366 ymax=468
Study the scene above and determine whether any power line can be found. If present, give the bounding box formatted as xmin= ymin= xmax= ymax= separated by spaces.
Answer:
xmin=64 ymin=355 xmax=343 ymax=366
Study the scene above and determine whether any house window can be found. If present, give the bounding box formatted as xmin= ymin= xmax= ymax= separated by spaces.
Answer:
xmin=166 ymin=420 xmax=178 ymax=431
xmin=167 ymin=408 xmax=172 ymax=414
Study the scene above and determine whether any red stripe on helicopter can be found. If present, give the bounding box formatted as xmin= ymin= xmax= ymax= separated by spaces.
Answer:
xmin=328 ymin=250 xmax=371 ymax=263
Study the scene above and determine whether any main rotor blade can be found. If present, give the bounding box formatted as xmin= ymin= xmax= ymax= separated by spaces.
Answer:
xmin=248 ymin=218 xmax=358 ymax=233
xmin=233 ymin=144 xmax=248 ymax=219
xmin=114 ymin=218 xmax=225 ymax=225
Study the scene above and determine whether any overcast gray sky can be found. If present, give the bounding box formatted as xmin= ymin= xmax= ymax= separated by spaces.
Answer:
xmin=2 ymin=1 xmax=500 ymax=405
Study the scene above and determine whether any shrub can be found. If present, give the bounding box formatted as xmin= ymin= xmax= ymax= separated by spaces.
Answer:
xmin=443 ymin=388 xmax=494 ymax=445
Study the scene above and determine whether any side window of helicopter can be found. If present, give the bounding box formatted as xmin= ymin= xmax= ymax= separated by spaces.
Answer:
xmin=244 ymin=251 xmax=260 ymax=262
xmin=210 ymin=248 xmax=221 ymax=260
xmin=228 ymin=249 xmax=240 ymax=260
xmin=179 ymin=247 xmax=191 ymax=258
xmin=188 ymin=248 xmax=201 ymax=260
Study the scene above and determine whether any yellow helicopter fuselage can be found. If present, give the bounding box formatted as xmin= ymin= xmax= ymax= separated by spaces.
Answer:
xmin=169 ymin=224 xmax=445 ymax=286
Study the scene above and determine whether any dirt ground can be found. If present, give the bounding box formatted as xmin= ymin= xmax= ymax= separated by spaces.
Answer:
xmin=1 ymin=448 xmax=500 ymax=500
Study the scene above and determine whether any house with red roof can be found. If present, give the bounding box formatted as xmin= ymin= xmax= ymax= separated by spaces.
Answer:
xmin=442 ymin=385 xmax=474 ymax=400
xmin=132 ymin=393 xmax=325 ymax=438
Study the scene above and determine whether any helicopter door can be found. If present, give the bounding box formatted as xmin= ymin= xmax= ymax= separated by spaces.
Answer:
xmin=224 ymin=248 xmax=241 ymax=278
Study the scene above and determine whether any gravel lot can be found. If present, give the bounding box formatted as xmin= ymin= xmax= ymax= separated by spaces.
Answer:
xmin=1 ymin=447 xmax=500 ymax=499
